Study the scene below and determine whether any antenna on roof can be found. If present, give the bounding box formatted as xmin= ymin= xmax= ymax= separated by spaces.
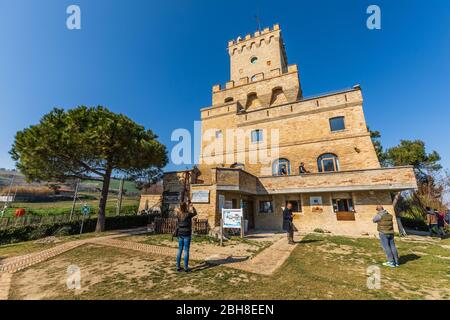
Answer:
xmin=255 ymin=4 xmax=262 ymax=32
xmin=255 ymin=14 xmax=262 ymax=32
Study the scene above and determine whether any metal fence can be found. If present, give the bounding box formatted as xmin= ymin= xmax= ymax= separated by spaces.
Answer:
xmin=0 ymin=214 xmax=85 ymax=229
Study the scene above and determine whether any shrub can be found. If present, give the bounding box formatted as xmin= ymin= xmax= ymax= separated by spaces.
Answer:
xmin=0 ymin=214 xmax=153 ymax=245
xmin=400 ymin=216 xmax=428 ymax=231
xmin=313 ymin=228 xmax=325 ymax=233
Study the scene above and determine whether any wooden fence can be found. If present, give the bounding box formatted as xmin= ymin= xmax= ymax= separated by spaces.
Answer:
xmin=153 ymin=217 xmax=209 ymax=235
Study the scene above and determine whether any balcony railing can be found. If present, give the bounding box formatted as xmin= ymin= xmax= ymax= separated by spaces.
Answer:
xmin=214 ymin=166 xmax=417 ymax=195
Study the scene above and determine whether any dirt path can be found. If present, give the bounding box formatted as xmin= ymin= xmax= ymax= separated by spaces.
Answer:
xmin=0 ymin=272 xmax=12 ymax=300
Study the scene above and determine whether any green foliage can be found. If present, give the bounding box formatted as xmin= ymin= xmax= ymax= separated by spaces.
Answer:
xmin=385 ymin=140 xmax=441 ymax=175
xmin=10 ymin=106 xmax=168 ymax=231
xmin=10 ymin=106 xmax=168 ymax=182
xmin=400 ymin=216 xmax=428 ymax=231
xmin=0 ymin=215 xmax=153 ymax=245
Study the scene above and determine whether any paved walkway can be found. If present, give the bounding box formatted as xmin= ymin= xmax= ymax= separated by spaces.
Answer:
xmin=0 ymin=272 xmax=12 ymax=300
xmin=0 ymin=229 xmax=301 ymax=299
xmin=223 ymin=236 xmax=300 ymax=275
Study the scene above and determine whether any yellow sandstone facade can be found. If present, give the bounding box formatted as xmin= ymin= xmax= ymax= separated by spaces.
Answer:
xmin=159 ymin=24 xmax=417 ymax=236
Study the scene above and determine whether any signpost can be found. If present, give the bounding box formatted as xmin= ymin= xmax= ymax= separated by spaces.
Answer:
xmin=191 ymin=190 xmax=210 ymax=203
xmin=69 ymin=180 xmax=80 ymax=222
xmin=163 ymin=192 xmax=180 ymax=204
xmin=80 ymin=204 xmax=90 ymax=235
xmin=220 ymin=208 xmax=244 ymax=246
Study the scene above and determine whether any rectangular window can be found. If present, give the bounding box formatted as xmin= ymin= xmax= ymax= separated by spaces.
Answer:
xmin=251 ymin=129 xmax=263 ymax=143
xmin=329 ymin=116 xmax=345 ymax=132
xmin=259 ymin=201 xmax=273 ymax=213
xmin=332 ymin=199 xmax=355 ymax=212
xmin=286 ymin=200 xmax=302 ymax=212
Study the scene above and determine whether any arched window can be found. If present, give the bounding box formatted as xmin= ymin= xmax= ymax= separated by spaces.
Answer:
xmin=246 ymin=93 xmax=261 ymax=109
xmin=250 ymin=75 xmax=257 ymax=82
xmin=270 ymin=87 xmax=287 ymax=105
xmin=230 ymin=163 xmax=245 ymax=170
xmin=317 ymin=153 xmax=339 ymax=172
xmin=272 ymin=158 xmax=291 ymax=176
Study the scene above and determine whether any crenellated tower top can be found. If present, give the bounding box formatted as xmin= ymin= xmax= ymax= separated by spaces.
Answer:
xmin=227 ymin=24 xmax=288 ymax=82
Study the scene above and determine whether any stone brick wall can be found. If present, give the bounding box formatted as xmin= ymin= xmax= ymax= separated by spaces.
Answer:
xmin=138 ymin=195 xmax=162 ymax=212
xmin=257 ymin=166 xmax=416 ymax=193
xmin=198 ymin=88 xmax=380 ymax=181
xmin=227 ymin=24 xmax=287 ymax=84
xmin=293 ymin=190 xmax=397 ymax=236
xmin=190 ymin=184 xmax=217 ymax=226
xmin=211 ymin=70 xmax=300 ymax=107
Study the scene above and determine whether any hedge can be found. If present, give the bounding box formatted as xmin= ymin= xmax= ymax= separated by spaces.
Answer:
xmin=0 ymin=214 xmax=154 ymax=245
xmin=400 ymin=216 xmax=428 ymax=231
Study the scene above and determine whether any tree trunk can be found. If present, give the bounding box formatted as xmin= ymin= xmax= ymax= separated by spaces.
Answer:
xmin=96 ymin=167 xmax=112 ymax=232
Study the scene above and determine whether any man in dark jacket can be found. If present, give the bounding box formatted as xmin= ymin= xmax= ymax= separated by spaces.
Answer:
xmin=283 ymin=202 xmax=295 ymax=244
xmin=373 ymin=205 xmax=399 ymax=267
xmin=426 ymin=208 xmax=439 ymax=237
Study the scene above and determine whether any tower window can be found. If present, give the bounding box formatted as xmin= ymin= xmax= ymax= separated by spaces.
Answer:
xmin=251 ymin=129 xmax=263 ymax=143
xmin=317 ymin=153 xmax=339 ymax=172
xmin=250 ymin=56 xmax=258 ymax=64
xmin=329 ymin=116 xmax=345 ymax=132
xmin=272 ymin=158 xmax=291 ymax=176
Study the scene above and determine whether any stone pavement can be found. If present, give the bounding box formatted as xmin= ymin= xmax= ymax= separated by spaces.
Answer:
xmin=0 ymin=229 xmax=301 ymax=299
xmin=221 ymin=236 xmax=300 ymax=275
xmin=0 ymin=272 xmax=12 ymax=300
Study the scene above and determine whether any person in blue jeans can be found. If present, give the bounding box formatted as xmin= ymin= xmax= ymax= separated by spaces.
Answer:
xmin=175 ymin=202 xmax=197 ymax=272
xmin=372 ymin=205 xmax=400 ymax=268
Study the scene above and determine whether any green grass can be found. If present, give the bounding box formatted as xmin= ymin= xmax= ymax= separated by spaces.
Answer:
xmin=7 ymin=233 xmax=450 ymax=300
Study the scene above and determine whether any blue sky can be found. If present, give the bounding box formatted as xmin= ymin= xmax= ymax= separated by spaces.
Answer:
xmin=0 ymin=0 xmax=449 ymax=172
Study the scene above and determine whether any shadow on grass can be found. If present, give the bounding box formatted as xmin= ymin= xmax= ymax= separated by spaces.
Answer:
xmin=190 ymin=256 xmax=250 ymax=272
xmin=245 ymin=235 xmax=273 ymax=239
xmin=399 ymin=253 xmax=421 ymax=265
xmin=298 ymin=239 xmax=323 ymax=244
xmin=189 ymin=262 xmax=217 ymax=272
